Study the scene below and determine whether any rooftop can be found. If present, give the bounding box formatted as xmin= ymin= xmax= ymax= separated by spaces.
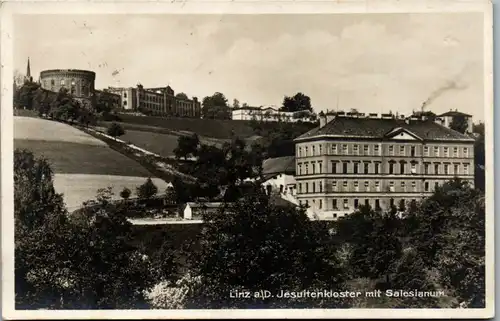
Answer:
xmin=438 ymin=110 xmax=472 ymax=117
xmin=296 ymin=116 xmax=474 ymax=142
xmin=262 ymin=156 xmax=296 ymax=177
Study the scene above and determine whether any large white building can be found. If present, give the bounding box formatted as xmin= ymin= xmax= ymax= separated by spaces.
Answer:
xmin=232 ymin=106 xmax=316 ymax=123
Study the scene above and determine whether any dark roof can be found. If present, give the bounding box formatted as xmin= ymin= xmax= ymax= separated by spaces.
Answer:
xmin=262 ymin=156 xmax=296 ymax=176
xmin=232 ymin=106 xmax=262 ymax=111
xmin=438 ymin=111 xmax=472 ymax=117
xmin=295 ymin=117 xmax=474 ymax=142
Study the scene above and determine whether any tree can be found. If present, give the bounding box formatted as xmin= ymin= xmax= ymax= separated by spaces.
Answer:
xmin=136 ymin=178 xmax=158 ymax=199
xmin=280 ymin=92 xmax=312 ymax=113
xmin=164 ymin=186 xmax=177 ymax=205
xmin=242 ymin=102 xmax=249 ymax=108
xmin=232 ymin=99 xmax=240 ymax=108
xmin=398 ymin=199 xmax=406 ymax=212
xmin=201 ymin=92 xmax=230 ymax=119
xmin=107 ymin=122 xmax=125 ymax=140
xmin=473 ymin=122 xmax=485 ymax=191
xmin=186 ymin=190 xmax=346 ymax=308
xmin=16 ymin=81 xmax=41 ymax=110
xmin=173 ymin=134 xmax=200 ymax=160
xmin=175 ymin=93 xmax=189 ymax=100
xmin=95 ymin=91 xmax=116 ymax=115
xmin=120 ymin=187 xmax=131 ymax=200
xmin=449 ymin=115 xmax=469 ymax=134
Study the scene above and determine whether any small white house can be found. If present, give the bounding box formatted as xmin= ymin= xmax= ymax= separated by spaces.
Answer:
xmin=182 ymin=202 xmax=229 ymax=220
xmin=261 ymin=156 xmax=297 ymax=196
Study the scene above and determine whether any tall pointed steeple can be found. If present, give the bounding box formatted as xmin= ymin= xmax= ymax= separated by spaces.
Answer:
xmin=25 ymin=57 xmax=32 ymax=83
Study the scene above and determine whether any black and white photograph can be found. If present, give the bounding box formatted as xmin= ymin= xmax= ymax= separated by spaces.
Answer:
xmin=1 ymin=1 xmax=494 ymax=319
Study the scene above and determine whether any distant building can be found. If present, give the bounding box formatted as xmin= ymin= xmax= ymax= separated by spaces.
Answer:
xmin=294 ymin=112 xmax=475 ymax=220
xmin=262 ymin=156 xmax=297 ymax=196
xmin=108 ymin=85 xmax=201 ymax=118
xmin=231 ymin=106 xmax=316 ymax=123
xmin=436 ymin=110 xmax=473 ymax=134
xmin=182 ymin=202 xmax=231 ymax=220
xmin=39 ymin=68 xmax=96 ymax=110
xmin=94 ymin=89 xmax=122 ymax=111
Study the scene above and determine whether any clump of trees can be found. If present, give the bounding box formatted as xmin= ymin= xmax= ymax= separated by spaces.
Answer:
xmin=201 ymin=92 xmax=231 ymax=120
xmin=280 ymin=92 xmax=313 ymax=113
xmin=107 ymin=122 xmax=126 ymax=140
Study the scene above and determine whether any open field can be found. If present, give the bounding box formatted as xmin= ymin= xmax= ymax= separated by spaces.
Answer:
xmin=14 ymin=116 xmax=168 ymax=210
xmin=113 ymin=113 xmax=282 ymax=139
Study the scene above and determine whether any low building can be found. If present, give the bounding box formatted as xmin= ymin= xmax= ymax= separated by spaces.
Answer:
xmin=182 ymin=202 xmax=231 ymax=220
xmin=436 ymin=110 xmax=473 ymax=134
xmin=294 ymin=112 xmax=475 ymax=220
xmin=231 ymin=106 xmax=316 ymax=123
xmin=262 ymin=156 xmax=297 ymax=196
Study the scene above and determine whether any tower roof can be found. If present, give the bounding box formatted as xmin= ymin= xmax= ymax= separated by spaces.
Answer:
xmin=26 ymin=57 xmax=31 ymax=78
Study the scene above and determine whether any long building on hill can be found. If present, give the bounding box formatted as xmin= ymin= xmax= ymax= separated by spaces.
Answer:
xmin=107 ymin=84 xmax=201 ymax=118
xmin=293 ymin=112 xmax=475 ymax=220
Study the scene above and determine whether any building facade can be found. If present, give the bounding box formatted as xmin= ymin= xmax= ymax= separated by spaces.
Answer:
xmin=436 ymin=110 xmax=473 ymax=134
xmin=294 ymin=113 xmax=475 ymax=220
xmin=232 ymin=106 xmax=317 ymax=123
xmin=108 ymin=85 xmax=201 ymax=118
xmin=39 ymin=69 xmax=96 ymax=110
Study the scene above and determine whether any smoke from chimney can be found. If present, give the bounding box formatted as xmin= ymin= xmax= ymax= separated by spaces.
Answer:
xmin=421 ymin=80 xmax=467 ymax=111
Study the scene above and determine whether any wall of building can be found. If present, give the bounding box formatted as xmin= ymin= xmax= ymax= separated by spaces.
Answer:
xmin=263 ymin=174 xmax=297 ymax=196
xmin=295 ymin=138 xmax=475 ymax=217
xmin=40 ymin=69 xmax=96 ymax=109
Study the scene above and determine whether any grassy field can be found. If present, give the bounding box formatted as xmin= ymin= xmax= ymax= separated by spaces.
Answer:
xmin=114 ymin=113 xmax=279 ymax=139
xmin=14 ymin=116 xmax=170 ymax=210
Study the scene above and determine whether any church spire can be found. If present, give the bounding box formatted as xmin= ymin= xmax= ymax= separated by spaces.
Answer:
xmin=25 ymin=57 xmax=32 ymax=83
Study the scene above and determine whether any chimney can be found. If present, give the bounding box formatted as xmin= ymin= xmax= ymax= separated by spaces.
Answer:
xmin=319 ymin=111 xmax=326 ymax=128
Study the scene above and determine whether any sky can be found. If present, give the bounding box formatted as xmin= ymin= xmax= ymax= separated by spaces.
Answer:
xmin=14 ymin=13 xmax=485 ymax=121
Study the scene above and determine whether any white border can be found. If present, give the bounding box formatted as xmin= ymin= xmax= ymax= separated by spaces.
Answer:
xmin=1 ymin=0 xmax=494 ymax=319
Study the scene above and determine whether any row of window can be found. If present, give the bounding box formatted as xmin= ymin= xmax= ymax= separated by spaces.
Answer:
xmin=298 ymin=180 xmax=443 ymax=194
xmin=299 ymin=198 xmax=418 ymax=211
xmin=297 ymin=144 xmax=470 ymax=158
xmin=297 ymin=161 xmax=470 ymax=176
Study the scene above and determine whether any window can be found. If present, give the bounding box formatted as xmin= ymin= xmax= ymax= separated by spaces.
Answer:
xmin=424 ymin=163 xmax=430 ymax=174
xmin=331 ymin=144 xmax=338 ymax=155
xmin=400 ymin=162 xmax=405 ymax=174
xmin=375 ymin=199 xmax=381 ymax=209
xmin=332 ymin=199 xmax=337 ymax=209
xmin=364 ymin=181 xmax=370 ymax=191
xmin=444 ymin=147 xmax=449 ymax=157
xmin=312 ymin=146 xmax=316 ymax=156
xmin=298 ymin=164 xmax=302 ymax=175
xmin=390 ymin=198 xmax=395 ymax=207
xmin=343 ymin=199 xmax=349 ymax=209
xmin=299 ymin=183 xmax=302 ymax=194
xmin=453 ymin=147 xmax=458 ymax=157
xmin=305 ymin=183 xmax=309 ymax=193
xmin=319 ymin=181 xmax=323 ymax=193
xmin=332 ymin=181 xmax=337 ymax=191
xmin=410 ymin=146 xmax=416 ymax=157
xmin=354 ymin=181 xmax=359 ymax=192
xmin=124 ymin=92 xmax=127 ymax=98
xmin=463 ymin=147 xmax=469 ymax=157
xmin=375 ymin=163 xmax=380 ymax=174
xmin=354 ymin=199 xmax=359 ymax=208
xmin=311 ymin=162 xmax=316 ymax=174
xmin=464 ymin=164 xmax=469 ymax=175
xmin=353 ymin=145 xmax=359 ymax=155
xmin=343 ymin=181 xmax=348 ymax=190
xmin=389 ymin=145 xmax=394 ymax=156
xmin=434 ymin=163 xmax=439 ymax=175
xmin=342 ymin=144 xmax=348 ymax=155
xmin=123 ymin=101 xmax=127 ymax=106
xmin=318 ymin=161 xmax=323 ymax=174
xmin=365 ymin=199 xmax=370 ymax=207
xmin=364 ymin=145 xmax=369 ymax=155
xmin=412 ymin=181 xmax=417 ymax=192
xmin=364 ymin=162 xmax=369 ymax=174
xmin=444 ymin=164 xmax=449 ymax=175
xmin=400 ymin=145 xmax=405 ymax=155
xmin=298 ymin=147 xmax=302 ymax=157
xmin=306 ymin=200 xmax=309 ymax=206
xmin=375 ymin=181 xmax=380 ymax=191
xmin=434 ymin=146 xmax=440 ymax=157
xmin=425 ymin=182 xmax=430 ymax=192
xmin=411 ymin=163 xmax=417 ymax=173
xmin=435 ymin=182 xmax=439 ymax=190
xmin=319 ymin=145 xmax=323 ymax=155
xmin=60 ymin=79 xmax=65 ymax=86
xmin=312 ymin=183 xmax=316 ymax=193
xmin=454 ymin=164 xmax=459 ymax=175
xmin=353 ymin=163 xmax=359 ymax=174
xmin=401 ymin=181 xmax=406 ymax=191
xmin=51 ymin=79 xmax=55 ymax=86
xmin=305 ymin=163 xmax=309 ymax=175
xmin=343 ymin=162 xmax=348 ymax=174
xmin=424 ymin=146 xmax=429 ymax=156
xmin=305 ymin=146 xmax=308 ymax=156
xmin=331 ymin=162 xmax=337 ymax=174
xmin=374 ymin=145 xmax=380 ymax=155
xmin=389 ymin=181 xmax=395 ymax=192
xmin=389 ymin=162 xmax=394 ymax=174
xmin=319 ymin=199 xmax=322 ymax=209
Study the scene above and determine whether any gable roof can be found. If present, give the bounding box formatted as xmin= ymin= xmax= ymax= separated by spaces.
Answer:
xmin=262 ymin=156 xmax=296 ymax=176
xmin=295 ymin=117 xmax=474 ymax=142
xmin=438 ymin=111 xmax=472 ymax=117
